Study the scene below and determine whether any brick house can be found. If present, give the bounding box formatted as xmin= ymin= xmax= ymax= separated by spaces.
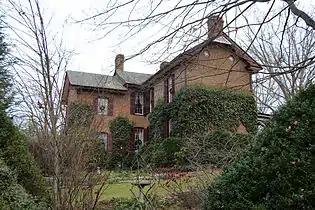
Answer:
xmin=62 ymin=16 xmax=261 ymax=152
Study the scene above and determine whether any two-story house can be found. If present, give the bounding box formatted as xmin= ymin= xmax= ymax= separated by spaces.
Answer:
xmin=62 ymin=16 xmax=261 ymax=152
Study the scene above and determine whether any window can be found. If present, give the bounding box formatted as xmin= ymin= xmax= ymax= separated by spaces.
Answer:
xmin=134 ymin=128 xmax=144 ymax=151
xmin=168 ymin=76 xmax=173 ymax=103
xmin=98 ymin=98 xmax=108 ymax=115
xmin=149 ymin=88 xmax=154 ymax=112
xmin=98 ymin=132 xmax=108 ymax=150
xmin=135 ymin=93 xmax=144 ymax=115
xmin=228 ymin=55 xmax=235 ymax=63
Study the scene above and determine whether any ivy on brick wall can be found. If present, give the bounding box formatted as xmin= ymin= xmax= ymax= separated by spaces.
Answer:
xmin=67 ymin=102 xmax=94 ymax=128
xmin=148 ymin=85 xmax=257 ymax=142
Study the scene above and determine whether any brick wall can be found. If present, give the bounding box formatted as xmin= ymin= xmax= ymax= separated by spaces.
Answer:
xmin=68 ymin=87 xmax=148 ymax=133
xmin=153 ymin=44 xmax=252 ymax=106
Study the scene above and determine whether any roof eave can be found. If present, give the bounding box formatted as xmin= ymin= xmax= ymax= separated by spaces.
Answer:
xmin=71 ymin=84 xmax=128 ymax=92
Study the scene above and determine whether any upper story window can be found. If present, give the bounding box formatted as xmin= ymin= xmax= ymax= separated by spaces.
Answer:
xmin=164 ymin=74 xmax=175 ymax=104
xmin=134 ymin=128 xmax=144 ymax=151
xmin=135 ymin=93 xmax=144 ymax=115
xmin=149 ymin=88 xmax=154 ymax=113
xmin=168 ymin=76 xmax=174 ymax=103
xmin=98 ymin=132 xmax=108 ymax=150
xmin=98 ymin=97 xmax=108 ymax=115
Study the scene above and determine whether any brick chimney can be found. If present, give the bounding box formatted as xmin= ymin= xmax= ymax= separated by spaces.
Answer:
xmin=115 ymin=54 xmax=124 ymax=71
xmin=207 ymin=15 xmax=224 ymax=39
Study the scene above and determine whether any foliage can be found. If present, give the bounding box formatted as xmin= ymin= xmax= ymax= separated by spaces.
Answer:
xmin=0 ymin=110 xmax=50 ymax=203
xmin=184 ymin=130 xmax=254 ymax=167
xmin=110 ymin=197 xmax=143 ymax=210
xmin=136 ymin=137 xmax=183 ymax=168
xmin=0 ymin=25 xmax=12 ymax=112
xmin=0 ymin=24 xmax=49 ymax=203
xmin=67 ymin=102 xmax=94 ymax=128
xmin=148 ymin=85 xmax=257 ymax=142
xmin=0 ymin=159 xmax=47 ymax=209
xmin=92 ymin=137 xmax=111 ymax=168
xmin=203 ymin=84 xmax=315 ymax=209
xmin=139 ymin=131 xmax=252 ymax=168
xmin=109 ymin=116 xmax=132 ymax=169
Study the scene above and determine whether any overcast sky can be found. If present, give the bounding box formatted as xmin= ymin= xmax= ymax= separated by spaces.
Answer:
xmin=42 ymin=0 xmax=314 ymax=76
xmin=42 ymin=0 xmax=157 ymax=76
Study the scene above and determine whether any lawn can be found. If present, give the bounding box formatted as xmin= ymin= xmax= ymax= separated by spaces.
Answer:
xmin=96 ymin=169 xmax=219 ymax=201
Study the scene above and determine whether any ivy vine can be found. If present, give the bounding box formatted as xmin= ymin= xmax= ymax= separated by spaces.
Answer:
xmin=148 ymin=85 xmax=257 ymax=142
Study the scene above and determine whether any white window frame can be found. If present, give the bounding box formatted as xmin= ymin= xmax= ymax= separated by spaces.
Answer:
xmin=134 ymin=128 xmax=144 ymax=151
xmin=98 ymin=97 xmax=108 ymax=115
xmin=135 ymin=93 xmax=144 ymax=115
xmin=168 ymin=75 xmax=174 ymax=103
xmin=98 ymin=132 xmax=108 ymax=150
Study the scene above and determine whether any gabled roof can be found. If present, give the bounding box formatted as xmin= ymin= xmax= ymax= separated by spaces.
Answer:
xmin=115 ymin=70 xmax=152 ymax=85
xmin=143 ymin=33 xmax=262 ymax=85
xmin=66 ymin=70 xmax=127 ymax=91
xmin=222 ymin=33 xmax=261 ymax=70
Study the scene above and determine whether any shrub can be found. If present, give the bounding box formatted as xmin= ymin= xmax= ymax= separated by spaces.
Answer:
xmin=0 ymin=159 xmax=46 ymax=209
xmin=136 ymin=137 xmax=183 ymax=168
xmin=184 ymin=130 xmax=253 ymax=167
xmin=0 ymin=111 xmax=49 ymax=203
xmin=109 ymin=116 xmax=132 ymax=169
xmin=203 ymin=84 xmax=315 ymax=209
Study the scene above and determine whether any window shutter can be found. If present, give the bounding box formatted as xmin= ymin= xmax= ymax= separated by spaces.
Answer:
xmin=108 ymin=96 xmax=114 ymax=116
xmin=171 ymin=74 xmax=175 ymax=98
xmin=164 ymin=79 xmax=168 ymax=104
xmin=107 ymin=133 xmax=112 ymax=152
xmin=164 ymin=119 xmax=169 ymax=138
xmin=93 ymin=93 xmax=98 ymax=113
xmin=129 ymin=127 xmax=135 ymax=151
xmin=130 ymin=92 xmax=135 ymax=115
xmin=143 ymin=90 xmax=150 ymax=115
xmin=144 ymin=127 xmax=149 ymax=145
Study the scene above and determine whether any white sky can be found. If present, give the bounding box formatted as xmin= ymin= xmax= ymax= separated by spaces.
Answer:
xmin=43 ymin=0 xmax=158 ymax=76
xmin=42 ymin=0 xmax=314 ymax=76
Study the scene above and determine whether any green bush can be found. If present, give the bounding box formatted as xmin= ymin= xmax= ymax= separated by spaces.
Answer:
xmin=110 ymin=198 xmax=143 ymax=210
xmin=203 ymin=84 xmax=315 ymax=209
xmin=0 ymin=159 xmax=46 ymax=209
xmin=109 ymin=116 xmax=132 ymax=169
xmin=184 ymin=130 xmax=253 ymax=167
xmin=138 ymin=131 xmax=253 ymax=169
xmin=0 ymin=111 xmax=50 ymax=203
xmin=136 ymin=137 xmax=183 ymax=168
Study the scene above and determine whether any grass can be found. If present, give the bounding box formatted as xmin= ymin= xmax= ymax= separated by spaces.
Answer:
xmin=96 ymin=169 xmax=220 ymax=201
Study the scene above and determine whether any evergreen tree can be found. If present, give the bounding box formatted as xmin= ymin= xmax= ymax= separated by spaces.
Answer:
xmin=204 ymin=84 xmax=315 ymax=209
xmin=0 ymin=22 xmax=49 ymax=205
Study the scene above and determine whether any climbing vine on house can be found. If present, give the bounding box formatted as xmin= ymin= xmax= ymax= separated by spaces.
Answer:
xmin=148 ymin=85 xmax=257 ymax=142
xmin=67 ymin=102 xmax=94 ymax=128
xmin=142 ymin=85 xmax=257 ymax=168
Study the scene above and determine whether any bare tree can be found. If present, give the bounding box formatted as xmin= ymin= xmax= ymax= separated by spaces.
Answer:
xmin=247 ymin=14 xmax=315 ymax=113
xmin=78 ymin=0 xmax=314 ymax=65
xmin=1 ymin=0 xmax=109 ymax=209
